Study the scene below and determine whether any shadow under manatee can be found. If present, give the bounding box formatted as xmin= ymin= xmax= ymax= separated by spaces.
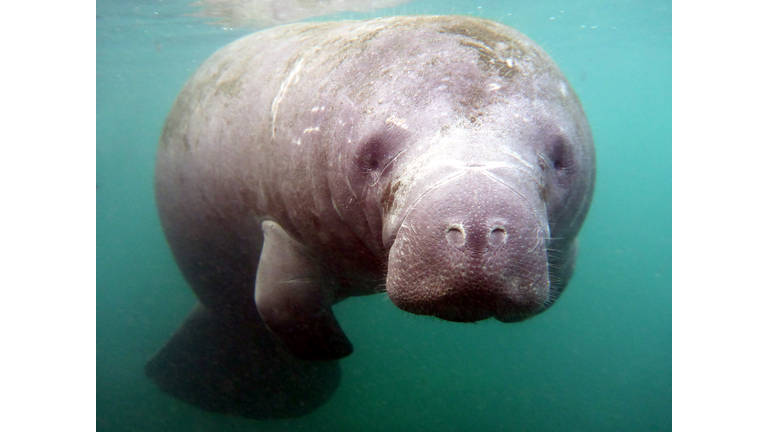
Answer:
xmin=145 ymin=305 xmax=341 ymax=419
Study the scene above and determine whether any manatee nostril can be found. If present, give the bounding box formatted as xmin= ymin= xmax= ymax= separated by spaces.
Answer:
xmin=446 ymin=226 xmax=465 ymax=247
xmin=489 ymin=227 xmax=507 ymax=246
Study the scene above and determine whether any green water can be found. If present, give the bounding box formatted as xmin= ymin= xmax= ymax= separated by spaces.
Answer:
xmin=96 ymin=0 xmax=671 ymax=430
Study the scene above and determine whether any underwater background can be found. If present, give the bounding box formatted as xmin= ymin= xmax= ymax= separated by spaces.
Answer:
xmin=96 ymin=0 xmax=671 ymax=430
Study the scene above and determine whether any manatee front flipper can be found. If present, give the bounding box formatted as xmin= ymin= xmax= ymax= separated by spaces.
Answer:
xmin=145 ymin=305 xmax=340 ymax=419
xmin=255 ymin=221 xmax=353 ymax=361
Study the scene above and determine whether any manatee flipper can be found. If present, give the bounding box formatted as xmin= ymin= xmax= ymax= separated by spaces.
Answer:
xmin=255 ymin=220 xmax=353 ymax=361
xmin=144 ymin=304 xmax=341 ymax=419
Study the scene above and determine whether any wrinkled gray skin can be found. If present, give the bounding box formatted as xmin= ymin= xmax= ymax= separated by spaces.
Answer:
xmin=148 ymin=15 xmax=595 ymax=419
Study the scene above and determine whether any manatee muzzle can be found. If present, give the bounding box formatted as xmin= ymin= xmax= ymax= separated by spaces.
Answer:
xmin=385 ymin=170 xmax=550 ymax=323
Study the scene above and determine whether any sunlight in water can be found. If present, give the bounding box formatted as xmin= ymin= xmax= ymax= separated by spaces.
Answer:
xmin=189 ymin=0 xmax=412 ymax=28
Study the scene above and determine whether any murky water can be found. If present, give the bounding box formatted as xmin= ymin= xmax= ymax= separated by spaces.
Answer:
xmin=97 ymin=1 xmax=671 ymax=430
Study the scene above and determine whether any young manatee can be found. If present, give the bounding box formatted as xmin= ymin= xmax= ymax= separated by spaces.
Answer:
xmin=147 ymin=15 xmax=595 ymax=419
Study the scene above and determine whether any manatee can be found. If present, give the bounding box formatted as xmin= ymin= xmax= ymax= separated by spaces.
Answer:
xmin=147 ymin=15 xmax=595 ymax=419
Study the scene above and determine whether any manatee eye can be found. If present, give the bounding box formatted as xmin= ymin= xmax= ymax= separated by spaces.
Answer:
xmin=356 ymin=136 xmax=386 ymax=173
xmin=354 ymin=125 xmax=410 ymax=181
xmin=550 ymin=135 xmax=573 ymax=172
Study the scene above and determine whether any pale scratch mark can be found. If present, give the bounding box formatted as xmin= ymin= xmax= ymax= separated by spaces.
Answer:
xmin=386 ymin=115 xmax=409 ymax=129
xmin=271 ymin=57 xmax=305 ymax=138
xmin=295 ymin=126 xmax=320 ymax=146
xmin=330 ymin=194 xmax=344 ymax=219
xmin=498 ymin=147 xmax=535 ymax=171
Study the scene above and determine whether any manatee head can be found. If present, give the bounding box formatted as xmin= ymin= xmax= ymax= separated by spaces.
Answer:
xmin=379 ymin=97 xmax=594 ymax=323
xmin=330 ymin=19 xmax=598 ymax=323
xmin=321 ymin=17 xmax=595 ymax=323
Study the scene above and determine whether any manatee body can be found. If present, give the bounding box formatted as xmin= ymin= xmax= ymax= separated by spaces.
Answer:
xmin=148 ymin=15 xmax=595 ymax=418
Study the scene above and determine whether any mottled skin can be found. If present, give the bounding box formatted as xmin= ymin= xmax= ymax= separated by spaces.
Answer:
xmin=148 ymin=15 xmax=595 ymax=419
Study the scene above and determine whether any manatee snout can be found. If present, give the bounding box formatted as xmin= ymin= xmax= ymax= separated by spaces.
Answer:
xmin=386 ymin=172 xmax=550 ymax=323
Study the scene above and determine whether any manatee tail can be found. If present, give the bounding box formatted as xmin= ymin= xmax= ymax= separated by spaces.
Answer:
xmin=145 ymin=304 xmax=341 ymax=419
